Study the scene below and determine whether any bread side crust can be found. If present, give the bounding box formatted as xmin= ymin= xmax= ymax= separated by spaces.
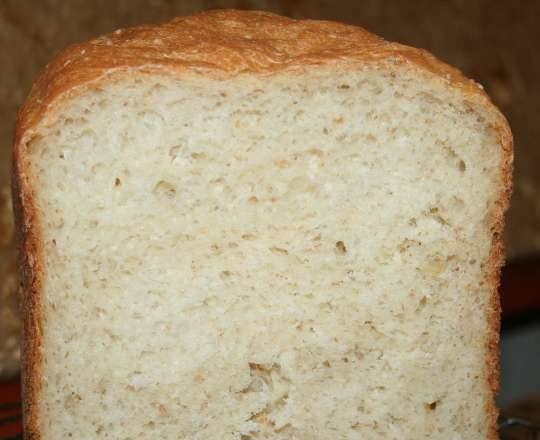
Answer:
xmin=12 ymin=9 xmax=513 ymax=439
xmin=12 ymin=144 xmax=43 ymax=440
xmin=485 ymin=127 xmax=513 ymax=440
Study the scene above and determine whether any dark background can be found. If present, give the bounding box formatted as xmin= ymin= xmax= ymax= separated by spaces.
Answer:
xmin=0 ymin=0 xmax=539 ymax=434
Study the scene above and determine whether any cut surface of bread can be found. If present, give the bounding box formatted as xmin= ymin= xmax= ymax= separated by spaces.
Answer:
xmin=13 ymin=10 xmax=512 ymax=440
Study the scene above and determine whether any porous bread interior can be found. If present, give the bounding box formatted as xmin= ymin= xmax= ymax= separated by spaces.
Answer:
xmin=28 ymin=67 xmax=503 ymax=440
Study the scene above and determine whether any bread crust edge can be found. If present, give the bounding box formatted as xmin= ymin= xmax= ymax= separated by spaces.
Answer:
xmin=12 ymin=141 xmax=43 ymax=440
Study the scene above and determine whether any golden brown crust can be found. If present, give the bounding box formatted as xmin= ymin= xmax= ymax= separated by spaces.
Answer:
xmin=12 ymin=142 xmax=43 ymax=440
xmin=484 ymin=120 xmax=513 ymax=440
xmin=12 ymin=9 xmax=513 ymax=439
xmin=15 ymin=9 xmax=501 ymax=145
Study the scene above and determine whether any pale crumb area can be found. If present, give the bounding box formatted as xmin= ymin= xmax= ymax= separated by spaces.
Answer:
xmin=28 ymin=67 xmax=503 ymax=440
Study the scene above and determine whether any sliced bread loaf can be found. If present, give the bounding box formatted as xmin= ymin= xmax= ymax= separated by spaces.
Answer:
xmin=13 ymin=10 xmax=512 ymax=440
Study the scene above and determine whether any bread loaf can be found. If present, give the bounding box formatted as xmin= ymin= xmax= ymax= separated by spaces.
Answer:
xmin=13 ymin=10 xmax=512 ymax=440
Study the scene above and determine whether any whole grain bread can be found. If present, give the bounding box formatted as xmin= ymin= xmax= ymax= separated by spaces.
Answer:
xmin=13 ymin=10 xmax=512 ymax=440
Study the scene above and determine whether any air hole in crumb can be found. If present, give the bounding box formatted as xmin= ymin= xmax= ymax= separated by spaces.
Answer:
xmin=335 ymin=241 xmax=347 ymax=254
xmin=168 ymin=145 xmax=181 ymax=160
xmin=242 ymin=233 xmax=257 ymax=241
xmin=191 ymin=152 xmax=206 ymax=160
xmin=59 ymin=153 xmax=65 ymax=159
xmin=307 ymin=148 xmax=324 ymax=158
xmin=408 ymin=217 xmax=417 ymax=227
xmin=458 ymin=160 xmax=466 ymax=173
xmin=469 ymin=259 xmax=477 ymax=265
xmin=428 ymin=207 xmax=449 ymax=226
xmin=248 ymin=196 xmax=258 ymax=204
xmin=114 ymin=177 xmax=121 ymax=187
xmin=398 ymin=239 xmax=420 ymax=253
xmin=248 ymin=362 xmax=267 ymax=372
xmin=323 ymin=127 xmax=329 ymax=135
xmin=153 ymin=180 xmax=176 ymax=199
xmin=427 ymin=401 xmax=438 ymax=410
xmin=339 ymin=84 xmax=350 ymax=89
xmin=323 ymin=360 xmax=331 ymax=368
xmin=270 ymin=246 xmax=289 ymax=255
xmin=220 ymin=270 xmax=231 ymax=279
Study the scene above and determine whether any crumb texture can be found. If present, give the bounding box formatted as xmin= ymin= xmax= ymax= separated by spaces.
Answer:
xmin=28 ymin=68 xmax=503 ymax=439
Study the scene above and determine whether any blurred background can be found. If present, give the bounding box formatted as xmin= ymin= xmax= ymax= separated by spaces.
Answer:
xmin=0 ymin=0 xmax=539 ymax=436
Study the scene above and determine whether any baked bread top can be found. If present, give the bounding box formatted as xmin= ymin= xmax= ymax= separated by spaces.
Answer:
xmin=16 ymin=10 xmax=511 ymax=151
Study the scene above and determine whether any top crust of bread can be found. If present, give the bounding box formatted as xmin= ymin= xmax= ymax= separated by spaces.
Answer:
xmin=12 ymin=9 xmax=512 ymax=440
xmin=16 ymin=10 xmax=511 ymax=146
